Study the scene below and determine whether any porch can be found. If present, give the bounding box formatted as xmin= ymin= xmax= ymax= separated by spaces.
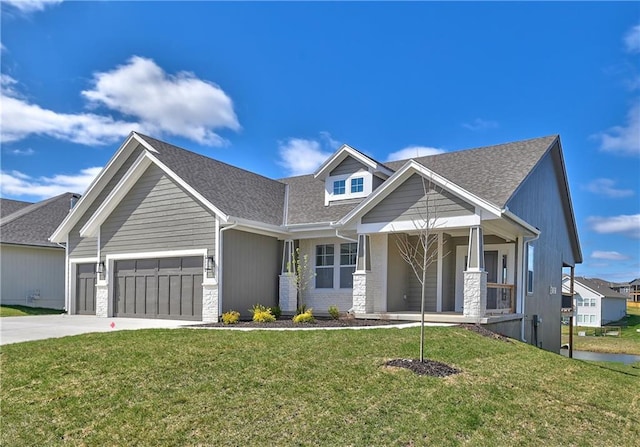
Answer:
xmin=352 ymin=310 xmax=523 ymax=325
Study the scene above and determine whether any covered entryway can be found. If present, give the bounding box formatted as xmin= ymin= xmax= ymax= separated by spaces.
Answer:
xmin=76 ymin=263 xmax=97 ymax=315
xmin=114 ymin=256 xmax=203 ymax=321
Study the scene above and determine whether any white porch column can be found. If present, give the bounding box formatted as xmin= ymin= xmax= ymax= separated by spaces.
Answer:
xmin=352 ymin=235 xmax=373 ymax=313
xmin=463 ymin=226 xmax=487 ymax=318
xmin=278 ymin=240 xmax=298 ymax=312
xmin=202 ymin=283 xmax=219 ymax=323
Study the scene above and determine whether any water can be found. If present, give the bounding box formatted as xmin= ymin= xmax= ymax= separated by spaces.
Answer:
xmin=560 ymin=349 xmax=640 ymax=365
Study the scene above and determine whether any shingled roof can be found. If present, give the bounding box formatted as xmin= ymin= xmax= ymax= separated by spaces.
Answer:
xmin=1 ymin=193 xmax=78 ymax=248
xmin=574 ymin=276 xmax=629 ymax=299
xmin=0 ymin=198 xmax=32 ymax=218
xmin=136 ymin=134 xmax=286 ymax=226
xmin=282 ymin=135 xmax=557 ymax=225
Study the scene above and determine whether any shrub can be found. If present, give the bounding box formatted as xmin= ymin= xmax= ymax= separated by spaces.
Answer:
xmin=250 ymin=304 xmax=276 ymax=323
xmin=270 ymin=305 xmax=282 ymax=319
xmin=293 ymin=309 xmax=315 ymax=324
xmin=295 ymin=304 xmax=308 ymax=316
xmin=328 ymin=305 xmax=340 ymax=320
xmin=221 ymin=310 xmax=240 ymax=325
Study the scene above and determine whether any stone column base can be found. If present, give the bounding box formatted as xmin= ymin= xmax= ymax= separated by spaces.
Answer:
xmin=279 ymin=273 xmax=298 ymax=313
xmin=95 ymin=283 xmax=109 ymax=317
xmin=202 ymin=283 xmax=219 ymax=323
xmin=463 ymin=270 xmax=487 ymax=318
xmin=352 ymin=272 xmax=373 ymax=313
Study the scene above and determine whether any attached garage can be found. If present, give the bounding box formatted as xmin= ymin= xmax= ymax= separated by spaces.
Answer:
xmin=113 ymin=256 xmax=203 ymax=321
xmin=75 ymin=263 xmax=97 ymax=315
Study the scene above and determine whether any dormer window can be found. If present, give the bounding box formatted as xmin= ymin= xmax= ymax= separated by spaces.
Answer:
xmin=333 ymin=180 xmax=346 ymax=195
xmin=351 ymin=177 xmax=364 ymax=193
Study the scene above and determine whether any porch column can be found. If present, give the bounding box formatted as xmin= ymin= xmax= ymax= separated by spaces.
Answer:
xmin=279 ymin=239 xmax=297 ymax=312
xmin=95 ymin=261 xmax=109 ymax=317
xmin=202 ymin=283 xmax=219 ymax=323
xmin=463 ymin=226 xmax=487 ymax=318
xmin=352 ymin=235 xmax=373 ymax=313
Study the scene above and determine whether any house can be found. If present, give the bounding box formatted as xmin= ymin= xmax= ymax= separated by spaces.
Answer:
xmin=1 ymin=193 xmax=80 ymax=310
xmin=562 ymin=276 xmax=627 ymax=327
xmin=609 ymin=279 xmax=640 ymax=303
xmin=50 ymin=132 xmax=582 ymax=352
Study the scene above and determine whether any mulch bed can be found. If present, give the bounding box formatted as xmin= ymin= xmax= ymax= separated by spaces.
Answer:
xmin=189 ymin=317 xmax=411 ymax=328
xmin=385 ymin=358 xmax=461 ymax=377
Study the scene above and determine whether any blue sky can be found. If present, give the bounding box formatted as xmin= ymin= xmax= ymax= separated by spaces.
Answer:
xmin=1 ymin=1 xmax=638 ymax=282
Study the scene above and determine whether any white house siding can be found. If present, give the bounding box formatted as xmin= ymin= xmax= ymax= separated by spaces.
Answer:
xmin=601 ymin=298 xmax=626 ymax=325
xmin=298 ymin=237 xmax=354 ymax=313
xmin=0 ymin=244 xmax=65 ymax=309
xmin=506 ymin=144 xmax=578 ymax=352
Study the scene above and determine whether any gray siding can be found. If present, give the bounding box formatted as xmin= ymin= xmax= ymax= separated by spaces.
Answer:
xmin=222 ymin=229 xmax=279 ymax=318
xmin=372 ymin=175 xmax=385 ymax=191
xmin=405 ymin=235 xmax=437 ymax=312
xmin=442 ymin=233 xmax=455 ymax=311
xmin=69 ymin=145 xmax=142 ymax=258
xmin=101 ymin=164 xmax=216 ymax=256
xmin=506 ymin=144 xmax=578 ymax=352
xmin=329 ymin=157 xmax=367 ymax=176
xmin=362 ymin=174 xmax=474 ymax=224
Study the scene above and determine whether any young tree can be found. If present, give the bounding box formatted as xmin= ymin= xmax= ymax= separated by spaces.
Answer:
xmin=395 ymin=175 xmax=447 ymax=362
xmin=286 ymin=247 xmax=314 ymax=310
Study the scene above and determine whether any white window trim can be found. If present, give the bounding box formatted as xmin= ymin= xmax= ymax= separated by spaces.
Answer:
xmin=325 ymin=172 xmax=372 ymax=205
xmin=526 ymin=243 xmax=534 ymax=295
xmin=314 ymin=242 xmax=357 ymax=290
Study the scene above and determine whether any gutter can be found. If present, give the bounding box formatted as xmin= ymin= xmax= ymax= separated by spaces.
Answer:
xmin=217 ymin=222 xmax=239 ymax=316
xmin=335 ymin=229 xmax=357 ymax=243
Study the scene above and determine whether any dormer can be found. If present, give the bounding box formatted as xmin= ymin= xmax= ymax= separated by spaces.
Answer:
xmin=314 ymin=144 xmax=394 ymax=206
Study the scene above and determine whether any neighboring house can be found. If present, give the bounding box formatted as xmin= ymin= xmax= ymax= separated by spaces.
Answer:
xmin=562 ymin=276 xmax=628 ymax=327
xmin=50 ymin=132 xmax=581 ymax=352
xmin=610 ymin=279 xmax=640 ymax=303
xmin=1 ymin=193 xmax=80 ymax=309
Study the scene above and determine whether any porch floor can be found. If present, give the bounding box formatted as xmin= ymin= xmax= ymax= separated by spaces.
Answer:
xmin=354 ymin=311 xmax=524 ymax=325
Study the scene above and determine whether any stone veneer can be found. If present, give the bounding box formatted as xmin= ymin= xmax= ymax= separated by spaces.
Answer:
xmin=278 ymin=273 xmax=298 ymax=313
xmin=352 ymin=271 xmax=373 ymax=313
xmin=95 ymin=283 xmax=109 ymax=317
xmin=463 ymin=270 xmax=487 ymax=319
xmin=202 ymin=283 xmax=219 ymax=323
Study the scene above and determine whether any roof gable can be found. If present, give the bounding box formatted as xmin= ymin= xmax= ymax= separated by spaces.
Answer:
xmin=314 ymin=144 xmax=394 ymax=179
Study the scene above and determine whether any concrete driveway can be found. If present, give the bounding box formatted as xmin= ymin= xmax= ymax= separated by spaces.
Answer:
xmin=0 ymin=314 xmax=191 ymax=346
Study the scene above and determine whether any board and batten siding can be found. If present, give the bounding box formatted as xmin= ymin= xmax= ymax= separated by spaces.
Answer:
xmin=329 ymin=157 xmax=367 ymax=176
xmin=221 ymin=229 xmax=280 ymax=318
xmin=100 ymin=164 xmax=216 ymax=256
xmin=68 ymin=145 xmax=143 ymax=258
xmin=0 ymin=245 xmax=65 ymax=309
xmin=362 ymin=174 xmax=474 ymax=224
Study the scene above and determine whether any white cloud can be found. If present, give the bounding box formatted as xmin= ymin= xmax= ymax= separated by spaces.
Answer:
xmin=587 ymin=214 xmax=640 ymax=239
xmin=1 ymin=56 xmax=239 ymax=147
xmin=277 ymin=138 xmax=332 ymax=176
xmin=462 ymin=118 xmax=499 ymax=131
xmin=592 ymin=103 xmax=640 ymax=156
xmin=9 ymin=148 xmax=35 ymax=156
xmin=3 ymin=0 xmax=62 ymax=13
xmin=624 ymin=24 xmax=640 ymax=53
xmin=584 ymin=178 xmax=634 ymax=198
xmin=386 ymin=146 xmax=445 ymax=161
xmin=591 ymin=251 xmax=630 ymax=261
xmin=0 ymin=167 xmax=102 ymax=199
xmin=82 ymin=56 xmax=239 ymax=146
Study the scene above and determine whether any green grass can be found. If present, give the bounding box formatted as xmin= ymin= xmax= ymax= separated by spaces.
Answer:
xmin=1 ymin=327 xmax=638 ymax=446
xmin=562 ymin=307 xmax=640 ymax=355
xmin=0 ymin=305 xmax=65 ymax=317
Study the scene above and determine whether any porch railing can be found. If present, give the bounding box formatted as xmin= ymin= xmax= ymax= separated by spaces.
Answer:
xmin=486 ymin=283 xmax=515 ymax=314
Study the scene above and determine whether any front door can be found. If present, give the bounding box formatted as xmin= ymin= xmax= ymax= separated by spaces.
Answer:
xmin=484 ymin=251 xmax=498 ymax=309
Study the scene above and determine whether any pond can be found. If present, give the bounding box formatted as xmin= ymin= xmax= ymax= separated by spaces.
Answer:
xmin=560 ymin=349 xmax=640 ymax=365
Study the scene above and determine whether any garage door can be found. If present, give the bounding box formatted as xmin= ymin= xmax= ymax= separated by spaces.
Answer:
xmin=114 ymin=257 xmax=203 ymax=320
xmin=76 ymin=263 xmax=97 ymax=315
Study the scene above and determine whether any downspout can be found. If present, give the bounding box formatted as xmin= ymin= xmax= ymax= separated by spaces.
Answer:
xmin=218 ymin=221 xmax=239 ymax=315
xmin=520 ymin=233 xmax=540 ymax=343
xmin=335 ymin=229 xmax=358 ymax=242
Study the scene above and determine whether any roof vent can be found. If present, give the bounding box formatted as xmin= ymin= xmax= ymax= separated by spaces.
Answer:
xmin=70 ymin=194 xmax=80 ymax=210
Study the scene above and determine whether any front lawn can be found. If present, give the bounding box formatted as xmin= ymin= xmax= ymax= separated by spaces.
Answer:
xmin=0 ymin=305 xmax=65 ymax=317
xmin=1 ymin=327 xmax=638 ymax=446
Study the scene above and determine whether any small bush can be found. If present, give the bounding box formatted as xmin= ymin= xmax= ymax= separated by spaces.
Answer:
xmin=221 ymin=310 xmax=240 ymax=325
xmin=270 ymin=305 xmax=282 ymax=319
xmin=295 ymin=304 xmax=308 ymax=316
xmin=328 ymin=305 xmax=340 ymax=320
xmin=250 ymin=304 xmax=276 ymax=323
xmin=293 ymin=309 xmax=315 ymax=324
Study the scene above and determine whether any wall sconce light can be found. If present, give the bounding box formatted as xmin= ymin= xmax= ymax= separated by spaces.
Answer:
xmin=205 ymin=256 xmax=215 ymax=272
xmin=96 ymin=261 xmax=105 ymax=275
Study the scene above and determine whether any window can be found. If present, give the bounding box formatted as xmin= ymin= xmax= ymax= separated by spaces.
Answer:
xmin=333 ymin=180 xmax=346 ymax=195
xmin=589 ymin=315 xmax=596 ymax=324
xmin=589 ymin=298 xmax=596 ymax=307
xmin=340 ymin=243 xmax=357 ymax=288
xmin=315 ymin=245 xmax=334 ymax=288
xmin=526 ymin=244 xmax=534 ymax=294
xmin=350 ymin=177 xmax=364 ymax=193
